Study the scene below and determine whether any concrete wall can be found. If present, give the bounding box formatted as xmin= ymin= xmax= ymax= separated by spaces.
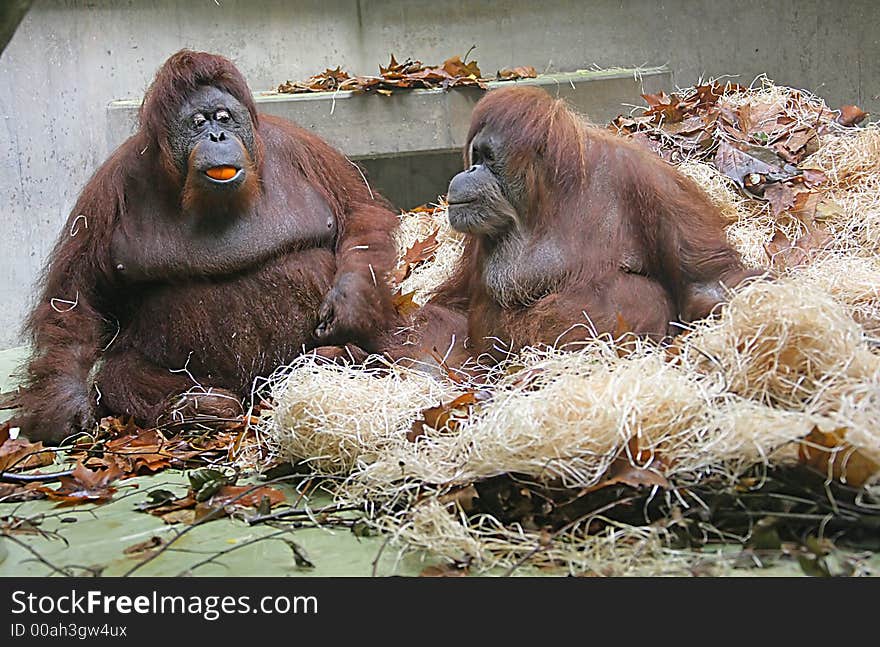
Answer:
xmin=0 ymin=0 xmax=877 ymax=349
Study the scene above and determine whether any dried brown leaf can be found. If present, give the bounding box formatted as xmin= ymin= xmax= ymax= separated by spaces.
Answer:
xmin=799 ymin=167 xmax=828 ymax=187
xmin=661 ymin=114 xmax=706 ymax=136
xmin=123 ymin=536 xmax=165 ymax=556
xmin=391 ymin=229 xmax=441 ymax=293
xmin=641 ymin=91 xmax=688 ymax=123
xmin=763 ymin=182 xmax=800 ymax=216
xmin=692 ymin=83 xmax=726 ymax=109
xmin=764 ymin=227 xmax=832 ymax=271
xmin=102 ymin=428 xmax=173 ymax=475
xmin=837 ymin=105 xmax=868 ymax=127
xmin=393 ymin=291 xmax=420 ymax=317
xmin=496 ymin=66 xmax=537 ymax=80
xmin=438 ymin=485 xmax=479 ymax=513
xmin=613 ymin=312 xmax=639 ymax=358
xmin=420 ymin=563 xmax=470 ymax=577
xmin=0 ymin=482 xmax=47 ymax=502
xmin=580 ymin=438 xmax=669 ymax=495
xmin=160 ymin=509 xmax=196 ymax=525
xmin=0 ymin=438 xmax=55 ymax=472
xmin=390 ymin=264 xmax=411 ymax=286
xmin=790 ymin=190 xmax=822 ymax=228
xmin=145 ymin=493 xmax=197 ymax=517
xmin=798 ymin=426 xmax=879 ymax=487
xmin=205 ymin=484 xmax=286 ymax=510
xmin=814 ymin=197 xmax=844 ymax=222
xmin=714 ymin=141 xmax=796 ymax=190
xmin=40 ymin=462 xmax=123 ymax=505
xmin=783 ymin=128 xmax=818 ymax=154
xmin=276 ymin=67 xmax=354 ymax=94
xmin=775 ymin=127 xmax=820 ymax=163
xmin=409 ymin=392 xmax=480 ymax=441
xmin=613 ymin=312 xmax=633 ymax=339
xmin=441 ymin=55 xmax=481 ymax=79
xmin=402 ymin=229 xmax=441 ymax=267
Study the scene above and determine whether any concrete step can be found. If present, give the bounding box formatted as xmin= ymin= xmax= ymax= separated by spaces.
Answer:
xmin=107 ymin=67 xmax=670 ymax=160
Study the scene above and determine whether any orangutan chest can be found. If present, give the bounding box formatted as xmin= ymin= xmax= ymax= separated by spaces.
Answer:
xmin=110 ymin=183 xmax=337 ymax=282
xmin=482 ymin=236 xmax=569 ymax=308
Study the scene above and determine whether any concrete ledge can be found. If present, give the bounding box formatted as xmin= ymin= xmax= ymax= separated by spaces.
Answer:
xmin=107 ymin=67 xmax=670 ymax=159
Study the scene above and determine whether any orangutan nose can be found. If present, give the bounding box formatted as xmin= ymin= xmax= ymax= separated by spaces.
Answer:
xmin=208 ymin=130 xmax=227 ymax=143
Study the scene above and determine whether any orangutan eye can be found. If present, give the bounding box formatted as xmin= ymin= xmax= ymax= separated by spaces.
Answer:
xmin=192 ymin=113 xmax=207 ymax=128
xmin=472 ymin=144 xmax=493 ymax=166
xmin=215 ymin=109 xmax=231 ymax=123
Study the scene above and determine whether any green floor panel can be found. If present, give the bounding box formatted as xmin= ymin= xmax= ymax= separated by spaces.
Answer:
xmin=0 ymin=472 xmax=431 ymax=577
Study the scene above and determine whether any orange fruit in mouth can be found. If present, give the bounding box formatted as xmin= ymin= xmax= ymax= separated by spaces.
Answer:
xmin=205 ymin=166 xmax=238 ymax=180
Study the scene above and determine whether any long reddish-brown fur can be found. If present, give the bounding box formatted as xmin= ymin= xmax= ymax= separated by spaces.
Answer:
xmin=14 ymin=50 xmax=401 ymax=442
xmin=430 ymin=86 xmax=756 ymax=361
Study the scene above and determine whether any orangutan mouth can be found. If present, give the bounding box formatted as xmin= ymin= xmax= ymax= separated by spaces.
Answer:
xmin=204 ymin=166 xmax=242 ymax=183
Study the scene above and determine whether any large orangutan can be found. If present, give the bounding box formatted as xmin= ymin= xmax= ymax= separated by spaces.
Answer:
xmin=13 ymin=50 xmax=400 ymax=442
xmin=430 ymin=85 xmax=756 ymax=363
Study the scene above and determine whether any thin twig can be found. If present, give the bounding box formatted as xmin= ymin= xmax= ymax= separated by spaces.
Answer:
xmin=121 ymin=474 xmax=300 ymax=576
xmin=371 ymin=532 xmax=394 ymax=577
xmin=1 ymin=469 xmax=74 ymax=483
xmin=182 ymin=527 xmax=298 ymax=575
xmin=1 ymin=532 xmax=71 ymax=577
xmin=246 ymin=503 xmax=359 ymax=526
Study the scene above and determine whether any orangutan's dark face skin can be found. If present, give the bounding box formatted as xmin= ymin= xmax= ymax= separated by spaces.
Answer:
xmin=171 ymin=86 xmax=256 ymax=192
xmin=446 ymin=127 xmax=521 ymax=237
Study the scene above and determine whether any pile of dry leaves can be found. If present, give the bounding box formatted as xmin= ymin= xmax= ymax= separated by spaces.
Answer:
xmin=610 ymin=77 xmax=870 ymax=273
xmin=0 ymin=410 xmax=286 ymax=525
xmin=274 ymin=53 xmax=536 ymax=96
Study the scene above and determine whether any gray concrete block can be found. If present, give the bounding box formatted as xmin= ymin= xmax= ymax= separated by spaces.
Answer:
xmin=107 ymin=68 xmax=671 ymax=159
